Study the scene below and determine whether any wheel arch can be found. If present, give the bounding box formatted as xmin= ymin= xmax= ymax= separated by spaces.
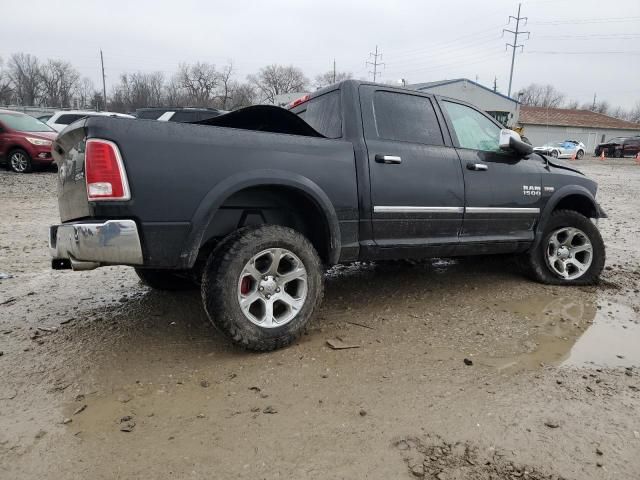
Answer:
xmin=181 ymin=170 xmax=341 ymax=268
xmin=6 ymin=145 xmax=30 ymax=157
xmin=533 ymin=186 xmax=601 ymax=247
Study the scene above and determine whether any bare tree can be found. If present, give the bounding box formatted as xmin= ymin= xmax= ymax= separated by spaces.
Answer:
xmin=609 ymin=105 xmax=628 ymax=121
xmin=110 ymin=71 xmax=165 ymax=111
xmin=248 ymin=64 xmax=308 ymax=104
xmin=164 ymin=75 xmax=186 ymax=106
xmin=40 ymin=59 xmax=80 ymax=108
xmin=227 ymin=83 xmax=256 ymax=110
xmin=580 ymin=100 xmax=610 ymax=115
xmin=214 ymin=61 xmax=235 ymax=109
xmin=628 ymin=101 xmax=640 ymax=124
xmin=565 ymin=99 xmax=580 ymax=110
xmin=592 ymin=100 xmax=610 ymax=115
xmin=516 ymin=83 xmax=565 ymax=108
xmin=178 ymin=62 xmax=218 ymax=106
xmin=314 ymin=70 xmax=352 ymax=89
xmin=75 ymin=77 xmax=96 ymax=109
xmin=7 ymin=53 xmax=42 ymax=106
xmin=0 ymin=57 xmax=13 ymax=104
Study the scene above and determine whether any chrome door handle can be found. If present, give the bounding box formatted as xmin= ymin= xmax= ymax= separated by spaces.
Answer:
xmin=375 ymin=154 xmax=402 ymax=164
xmin=467 ymin=162 xmax=488 ymax=171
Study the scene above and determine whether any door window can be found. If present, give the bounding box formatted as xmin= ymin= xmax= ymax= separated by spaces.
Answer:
xmin=371 ymin=91 xmax=443 ymax=145
xmin=443 ymin=101 xmax=501 ymax=152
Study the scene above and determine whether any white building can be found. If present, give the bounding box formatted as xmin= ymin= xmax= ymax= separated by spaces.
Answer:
xmin=518 ymin=106 xmax=640 ymax=153
xmin=410 ymin=78 xmax=520 ymax=127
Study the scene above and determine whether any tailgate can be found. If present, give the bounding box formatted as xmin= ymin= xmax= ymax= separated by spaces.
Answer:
xmin=52 ymin=121 xmax=91 ymax=222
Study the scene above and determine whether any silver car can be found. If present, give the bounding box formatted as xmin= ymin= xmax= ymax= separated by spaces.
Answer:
xmin=533 ymin=140 xmax=586 ymax=159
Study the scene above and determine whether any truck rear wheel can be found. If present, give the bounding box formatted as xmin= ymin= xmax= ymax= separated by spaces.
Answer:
xmin=201 ymin=225 xmax=324 ymax=351
xmin=135 ymin=268 xmax=198 ymax=291
xmin=526 ymin=209 xmax=605 ymax=285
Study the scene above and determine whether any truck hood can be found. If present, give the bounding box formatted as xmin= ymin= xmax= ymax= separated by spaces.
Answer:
xmin=535 ymin=153 xmax=584 ymax=176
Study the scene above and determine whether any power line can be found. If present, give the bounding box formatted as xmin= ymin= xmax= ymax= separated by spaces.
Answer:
xmin=530 ymin=16 xmax=640 ymax=25
xmin=503 ymin=3 xmax=530 ymax=97
xmin=366 ymin=46 xmax=385 ymax=82
xmin=527 ymin=50 xmax=640 ymax=55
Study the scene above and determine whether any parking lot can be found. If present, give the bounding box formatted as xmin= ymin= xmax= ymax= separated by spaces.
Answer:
xmin=1 ymin=158 xmax=639 ymax=479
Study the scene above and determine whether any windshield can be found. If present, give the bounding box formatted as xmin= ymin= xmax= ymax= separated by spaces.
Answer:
xmin=0 ymin=113 xmax=54 ymax=132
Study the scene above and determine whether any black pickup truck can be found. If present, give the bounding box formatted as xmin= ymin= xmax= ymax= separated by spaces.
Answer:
xmin=50 ymin=80 xmax=606 ymax=351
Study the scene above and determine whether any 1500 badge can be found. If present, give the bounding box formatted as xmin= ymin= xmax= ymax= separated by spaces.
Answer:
xmin=523 ymin=185 xmax=541 ymax=196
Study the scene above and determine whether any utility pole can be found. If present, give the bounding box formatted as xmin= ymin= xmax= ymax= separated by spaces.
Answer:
xmin=332 ymin=59 xmax=336 ymax=84
xmin=493 ymin=76 xmax=498 ymax=92
xmin=100 ymin=49 xmax=107 ymax=111
xmin=366 ymin=46 xmax=384 ymax=82
xmin=503 ymin=3 xmax=529 ymax=98
xmin=592 ymin=93 xmax=597 ymax=110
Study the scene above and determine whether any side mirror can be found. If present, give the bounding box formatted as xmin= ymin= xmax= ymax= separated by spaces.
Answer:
xmin=499 ymin=129 xmax=533 ymax=156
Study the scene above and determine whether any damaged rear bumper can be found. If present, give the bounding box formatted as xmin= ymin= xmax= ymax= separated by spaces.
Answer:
xmin=49 ymin=220 xmax=143 ymax=270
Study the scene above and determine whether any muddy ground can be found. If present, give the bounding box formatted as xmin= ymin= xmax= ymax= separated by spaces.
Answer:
xmin=1 ymin=158 xmax=639 ymax=479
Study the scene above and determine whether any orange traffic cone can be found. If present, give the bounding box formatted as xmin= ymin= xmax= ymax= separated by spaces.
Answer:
xmin=570 ymin=152 xmax=576 ymax=161
xmin=600 ymin=150 xmax=605 ymax=161
xmin=635 ymin=151 xmax=640 ymax=164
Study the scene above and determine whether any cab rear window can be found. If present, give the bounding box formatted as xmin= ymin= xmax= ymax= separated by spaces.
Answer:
xmin=56 ymin=114 xmax=90 ymax=125
xmin=294 ymin=91 xmax=342 ymax=138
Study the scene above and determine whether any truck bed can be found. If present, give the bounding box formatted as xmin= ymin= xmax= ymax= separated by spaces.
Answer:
xmin=53 ymin=116 xmax=359 ymax=267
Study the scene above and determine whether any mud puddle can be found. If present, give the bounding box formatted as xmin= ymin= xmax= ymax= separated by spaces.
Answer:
xmin=478 ymin=294 xmax=640 ymax=370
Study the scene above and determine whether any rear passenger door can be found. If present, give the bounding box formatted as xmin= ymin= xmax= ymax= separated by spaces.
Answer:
xmin=360 ymin=86 xmax=464 ymax=250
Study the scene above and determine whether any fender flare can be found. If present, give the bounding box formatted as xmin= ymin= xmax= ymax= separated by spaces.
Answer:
xmin=532 ymin=185 xmax=600 ymax=248
xmin=180 ymin=169 xmax=341 ymax=267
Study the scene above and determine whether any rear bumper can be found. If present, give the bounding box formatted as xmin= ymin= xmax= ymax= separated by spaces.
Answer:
xmin=49 ymin=219 xmax=143 ymax=270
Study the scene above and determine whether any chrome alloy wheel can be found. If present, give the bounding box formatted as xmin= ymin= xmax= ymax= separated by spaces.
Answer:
xmin=237 ymin=248 xmax=308 ymax=328
xmin=545 ymin=227 xmax=593 ymax=280
xmin=10 ymin=151 xmax=29 ymax=172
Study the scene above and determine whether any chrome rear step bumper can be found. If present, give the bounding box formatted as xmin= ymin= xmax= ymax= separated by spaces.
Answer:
xmin=49 ymin=220 xmax=143 ymax=271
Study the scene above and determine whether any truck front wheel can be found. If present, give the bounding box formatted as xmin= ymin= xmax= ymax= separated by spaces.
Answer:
xmin=526 ymin=209 xmax=605 ymax=285
xmin=135 ymin=268 xmax=198 ymax=291
xmin=201 ymin=225 xmax=324 ymax=351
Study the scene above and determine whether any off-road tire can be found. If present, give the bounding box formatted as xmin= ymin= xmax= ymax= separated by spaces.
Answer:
xmin=201 ymin=225 xmax=324 ymax=351
xmin=525 ymin=209 xmax=605 ymax=285
xmin=135 ymin=268 xmax=198 ymax=290
xmin=8 ymin=148 xmax=33 ymax=173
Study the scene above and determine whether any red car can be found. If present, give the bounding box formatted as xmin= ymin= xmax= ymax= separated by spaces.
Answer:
xmin=0 ymin=109 xmax=57 ymax=173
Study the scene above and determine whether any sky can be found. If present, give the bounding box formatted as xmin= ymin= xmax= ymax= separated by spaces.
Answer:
xmin=3 ymin=0 xmax=639 ymax=108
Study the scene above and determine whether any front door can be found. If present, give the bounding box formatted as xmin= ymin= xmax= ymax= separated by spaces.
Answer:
xmin=439 ymin=100 xmax=544 ymax=244
xmin=360 ymin=86 xmax=464 ymax=250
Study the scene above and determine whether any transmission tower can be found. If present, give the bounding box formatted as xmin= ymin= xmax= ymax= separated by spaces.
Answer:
xmin=503 ymin=3 xmax=530 ymax=97
xmin=366 ymin=46 xmax=385 ymax=82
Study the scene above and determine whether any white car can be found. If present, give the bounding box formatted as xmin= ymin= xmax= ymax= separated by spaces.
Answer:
xmin=533 ymin=140 xmax=585 ymax=159
xmin=46 ymin=110 xmax=134 ymax=132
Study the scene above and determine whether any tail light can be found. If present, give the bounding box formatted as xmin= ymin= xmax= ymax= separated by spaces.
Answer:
xmin=287 ymin=94 xmax=310 ymax=109
xmin=85 ymin=139 xmax=130 ymax=201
